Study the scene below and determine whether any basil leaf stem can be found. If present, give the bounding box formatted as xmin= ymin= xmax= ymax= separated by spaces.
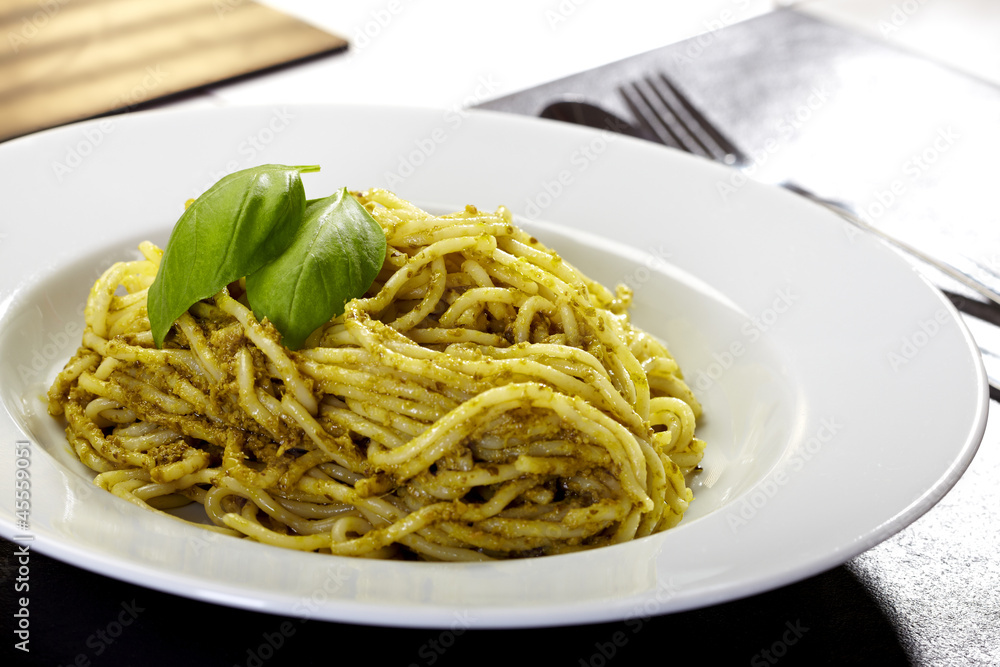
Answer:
xmin=246 ymin=188 xmax=387 ymax=350
xmin=147 ymin=164 xmax=319 ymax=347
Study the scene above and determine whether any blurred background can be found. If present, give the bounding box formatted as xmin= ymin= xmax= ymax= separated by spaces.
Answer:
xmin=3 ymin=0 xmax=1000 ymax=141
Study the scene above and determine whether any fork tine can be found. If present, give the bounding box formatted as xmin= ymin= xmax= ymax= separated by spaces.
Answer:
xmin=621 ymin=72 xmax=746 ymax=167
xmin=619 ymin=80 xmax=696 ymax=154
xmin=651 ymin=73 xmax=746 ymax=167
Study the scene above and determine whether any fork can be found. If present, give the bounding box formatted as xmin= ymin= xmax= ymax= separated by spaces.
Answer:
xmin=621 ymin=73 xmax=746 ymax=169
xmin=619 ymin=72 xmax=1000 ymax=310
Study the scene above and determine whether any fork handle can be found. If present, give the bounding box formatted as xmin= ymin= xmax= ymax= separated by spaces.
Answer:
xmin=788 ymin=185 xmax=1000 ymax=309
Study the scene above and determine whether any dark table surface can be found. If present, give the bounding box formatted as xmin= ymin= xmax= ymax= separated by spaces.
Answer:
xmin=3 ymin=9 xmax=1000 ymax=666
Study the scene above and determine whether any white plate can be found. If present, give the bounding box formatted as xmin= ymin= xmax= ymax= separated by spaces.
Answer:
xmin=0 ymin=104 xmax=987 ymax=628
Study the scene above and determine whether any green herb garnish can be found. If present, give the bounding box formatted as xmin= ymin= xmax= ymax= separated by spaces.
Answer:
xmin=147 ymin=165 xmax=386 ymax=350
xmin=245 ymin=188 xmax=387 ymax=349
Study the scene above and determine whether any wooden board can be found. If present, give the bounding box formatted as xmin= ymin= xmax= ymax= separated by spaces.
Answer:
xmin=0 ymin=0 xmax=347 ymax=141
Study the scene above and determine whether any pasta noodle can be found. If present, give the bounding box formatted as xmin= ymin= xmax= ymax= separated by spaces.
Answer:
xmin=47 ymin=189 xmax=706 ymax=560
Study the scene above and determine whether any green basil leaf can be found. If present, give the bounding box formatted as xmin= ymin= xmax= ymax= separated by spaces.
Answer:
xmin=148 ymin=164 xmax=319 ymax=347
xmin=245 ymin=188 xmax=386 ymax=350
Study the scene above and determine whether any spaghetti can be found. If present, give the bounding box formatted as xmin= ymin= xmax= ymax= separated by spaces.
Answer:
xmin=47 ymin=189 xmax=705 ymax=560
